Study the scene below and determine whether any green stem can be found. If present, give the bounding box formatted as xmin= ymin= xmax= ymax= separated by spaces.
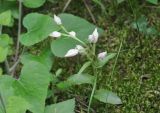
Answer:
xmin=12 ymin=0 xmax=22 ymax=76
xmin=60 ymin=25 xmax=86 ymax=46
xmin=14 ymin=0 xmax=22 ymax=61
xmin=108 ymin=38 xmax=123 ymax=86
xmin=88 ymin=71 xmax=97 ymax=113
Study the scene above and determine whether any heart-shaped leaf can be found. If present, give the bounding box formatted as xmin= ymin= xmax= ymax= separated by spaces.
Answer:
xmin=20 ymin=13 xmax=59 ymax=46
xmin=21 ymin=48 xmax=53 ymax=70
xmin=51 ymin=37 xmax=79 ymax=57
xmin=94 ymin=89 xmax=122 ymax=105
xmin=51 ymin=13 xmax=104 ymax=57
xmin=0 ymin=61 xmax=51 ymax=113
xmin=45 ymin=99 xmax=75 ymax=113
xmin=23 ymin=0 xmax=46 ymax=8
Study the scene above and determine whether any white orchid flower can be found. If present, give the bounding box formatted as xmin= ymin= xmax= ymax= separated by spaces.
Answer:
xmin=65 ymin=49 xmax=79 ymax=57
xmin=98 ymin=51 xmax=107 ymax=60
xmin=49 ymin=31 xmax=61 ymax=38
xmin=69 ymin=31 xmax=76 ymax=38
xmin=88 ymin=28 xmax=99 ymax=43
xmin=76 ymin=45 xmax=85 ymax=53
xmin=54 ymin=15 xmax=62 ymax=25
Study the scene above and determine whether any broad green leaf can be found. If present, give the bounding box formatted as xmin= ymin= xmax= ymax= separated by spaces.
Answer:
xmin=21 ymin=48 xmax=53 ymax=70
xmin=51 ymin=38 xmax=79 ymax=57
xmin=23 ymin=0 xmax=46 ymax=8
xmin=59 ymin=13 xmax=104 ymax=43
xmin=97 ymin=53 xmax=116 ymax=68
xmin=0 ymin=34 xmax=13 ymax=62
xmin=20 ymin=13 xmax=59 ymax=46
xmin=13 ymin=61 xmax=51 ymax=113
xmin=0 ymin=61 xmax=51 ymax=113
xmin=94 ymin=89 xmax=122 ymax=105
xmin=0 ymin=10 xmax=12 ymax=26
xmin=57 ymin=73 xmax=95 ymax=90
xmin=67 ymin=73 xmax=95 ymax=85
xmin=45 ymin=99 xmax=75 ymax=113
xmin=51 ymin=13 xmax=104 ymax=57
xmin=6 ymin=96 xmax=30 ymax=113
xmin=146 ymin=0 xmax=158 ymax=5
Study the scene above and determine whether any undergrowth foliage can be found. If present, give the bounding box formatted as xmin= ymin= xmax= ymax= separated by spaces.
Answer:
xmin=0 ymin=0 xmax=122 ymax=113
xmin=0 ymin=0 xmax=159 ymax=113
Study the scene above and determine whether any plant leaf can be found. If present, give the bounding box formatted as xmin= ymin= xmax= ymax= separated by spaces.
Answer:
xmin=0 ymin=61 xmax=51 ymax=113
xmin=94 ymin=89 xmax=122 ymax=105
xmin=23 ymin=0 xmax=46 ymax=8
xmin=0 ymin=34 xmax=13 ymax=62
xmin=45 ymin=99 xmax=75 ymax=113
xmin=97 ymin=53 xmax=116 ymax=68
xmin=146 ymin=0 xmax=158 ymax=5
xmin=0 ymin=10 xmax=12 ymax=26
xmin=57 ymin=73 xmax=95 ymax=90
xmin=21 ymin=48 xmax=53 ymax=70
xmin=20 ymin=13 xmax=59 ymax=46
xmin=51 ymin=13 xmax=104 ymax=57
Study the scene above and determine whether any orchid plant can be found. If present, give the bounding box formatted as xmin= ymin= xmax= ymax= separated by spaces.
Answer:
xmin=48 ymin=15 xmax=122 ymax=112
xmin=0 ymin=0 xmax=121 ymax=113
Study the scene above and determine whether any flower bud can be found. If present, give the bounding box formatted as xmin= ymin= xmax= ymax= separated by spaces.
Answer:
xmin=76 ymin=45 xmax=85 ymax=53
xmin=98 ymin=52 xmax=107 ymax=60
xmin=49 ymin=31 xmax=61 ymax=38
xmin=54 ymin=14 xmax=62 ymax=25
xmin=65 ymin=49 xmax=79 ymax=57
xmin=69 ymin=31 xmax=76 ymax=38
xmin=88 ymin=28 xmax=99 ymax=43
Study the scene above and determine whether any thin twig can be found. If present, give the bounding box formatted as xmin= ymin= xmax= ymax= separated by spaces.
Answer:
xmin=83 ymin=0 xmax=96 ymax=23
xmin=12 ymin=0 xmax=22 ymax=76
xmin=5 ymin=60 xmax=10 ymax=74
xmin=14 ymin=0 xmax=22 ymax=62
xmin=62 ymin=0 xmax=72 ymax=12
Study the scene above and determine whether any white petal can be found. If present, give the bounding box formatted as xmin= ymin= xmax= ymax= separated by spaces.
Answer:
xmin=98 ymin=52 xmax=107 ymax=60
xmin=88 ymin=28 xmax=99 ymax=43
xmin=76 ymin=45 xmax=85 ymax=53
xmin=49 ymin=31 xmax=61 ymax=38
xmin=69 ymin=31 xmax=76 ymax=37
xmin=54 ymin=15 xmax=62 ymax=25
xmin=93 ymin=28 xmax=99 ymax=39
xmin=65 ymin=49 xmax=79 ymax=57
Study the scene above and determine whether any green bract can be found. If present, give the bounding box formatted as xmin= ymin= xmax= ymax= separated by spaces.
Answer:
xmin=20 ymin=13 xmax=59 ymax=46
xmin=51 ymin=13 xmax=104 ymax=57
